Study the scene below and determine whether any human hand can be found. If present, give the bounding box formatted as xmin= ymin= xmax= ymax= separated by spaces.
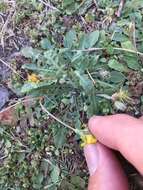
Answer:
xmin=84 ymin=114 xmax=143 ymax=190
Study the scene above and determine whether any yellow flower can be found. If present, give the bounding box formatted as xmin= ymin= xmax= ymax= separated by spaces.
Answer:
xmin=81 ymin=134 xmax=97 ymax=147
xmin=28 ymin=74 xmax=40 ymax=83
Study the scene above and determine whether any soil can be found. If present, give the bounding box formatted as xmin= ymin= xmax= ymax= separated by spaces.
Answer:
xmin=0 ymin=14 xmax=30 ymax=110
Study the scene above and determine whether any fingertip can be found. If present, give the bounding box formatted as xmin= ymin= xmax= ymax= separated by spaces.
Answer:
xmin=140 ymin=116 xmax=143 ymax=121
xmin=87 ymin=143 xmax=129 ymax=190
xmin=88 ymin=114 xmax=143 ymax=175
xmin=88 ymin=114 xmax=131 ymax=136
xmin=88 ymin=114 xmax=131 ymax=150
xmin=84 ymin=144 xmax=99 ymax=176
xmin=88 ymin=116 xmax=103 ymax=133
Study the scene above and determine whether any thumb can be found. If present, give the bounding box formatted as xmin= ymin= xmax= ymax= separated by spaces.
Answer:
xmin=84 ymin=143 xmax=129 ymax=190
xmin=88 ymin=114 xmax=143 ymax=174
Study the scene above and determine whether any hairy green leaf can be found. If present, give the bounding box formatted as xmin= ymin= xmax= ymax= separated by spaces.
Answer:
xmin=80 ymin=30 xmax=100 ymax=49
xmin=64 ymin=30 xmax=77 ymax=48
xmin=109 ymin=71 xmax=126 ymax=83
xmin=75 ymin=70 xmax=94 ymax=92
xmin=40 ymin=38 xmax=53 ymax=50
xmin=108 ymin=59 xmax=127 ymax=72
xmin=21 ymin=47 xmax=40 ymax=60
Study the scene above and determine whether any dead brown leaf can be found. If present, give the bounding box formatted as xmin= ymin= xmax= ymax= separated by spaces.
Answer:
xmin=0 ymin=107 xmax=17 ymax=125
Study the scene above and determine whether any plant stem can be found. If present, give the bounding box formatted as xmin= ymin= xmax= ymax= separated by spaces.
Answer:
xmin=72 ymin=47 xmax=143 ymax=56
xmin=0 ymin=96 xmax=40 ymax=114
xmin=87 ymin=69 xmax=96 ymax=85
xmin=72 ymin=48 xmax=103 ymax=52
xmin=40 ymin=101 xmax=79 ymax=134
xmin=113 ymin=47 xmax=143 ymax=56
xmin=116 ymin=0 xmax=125 ymax=17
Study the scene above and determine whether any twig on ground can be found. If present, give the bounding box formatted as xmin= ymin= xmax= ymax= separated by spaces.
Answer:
xmin=79 ymin=16 xmax=88 ymax=32
xmin=93 ymin=0 xmax=99 ymax=9
xmin=0 ymin=58 xmax=25 ymax=80
xmin=130 ymin=22 xmax=137 ymax=50
xmin=38 ymin=0 xmax=60 ymax=12
xmin=116 ymin=0 xmax=125 ymax=17
xmin=0 ymin=155 xmax=8 ymax=160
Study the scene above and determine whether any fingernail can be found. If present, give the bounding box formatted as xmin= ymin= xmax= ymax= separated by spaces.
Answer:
xmin=84 ymin=144 xmax=99 ymax=176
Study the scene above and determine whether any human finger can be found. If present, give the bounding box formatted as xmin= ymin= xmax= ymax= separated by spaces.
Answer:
xmin=84 ymin=143 xmax=129 ymax=190
xmin=88 ymin=114 xmax=143 ymax=174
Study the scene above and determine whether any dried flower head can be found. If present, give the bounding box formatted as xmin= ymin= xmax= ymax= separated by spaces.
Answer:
xmin=112 ymin=89 xmax=132 ymax=103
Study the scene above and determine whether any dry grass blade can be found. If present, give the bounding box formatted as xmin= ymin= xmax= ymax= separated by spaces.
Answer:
xmin=0 ymin=96 xmax=39 ymax=114
xmin=87 ymin=69 xmax=96 ymax=85
xmin=38 ymin=0 xmax=60 ymax=12
xmin=116 ymin=0 xmax=125 ymax=17
xmin=0 ymin=13 xmax=11 ymax=49
xmin=0 ymin=58 xmax=25 ymax=80
xmin=0 ymin=0 xmax=16 ymax=49
xmin=131 ymin=22 xmax=137 ymax=50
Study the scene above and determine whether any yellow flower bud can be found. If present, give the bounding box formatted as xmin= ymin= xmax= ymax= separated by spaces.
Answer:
xmin=81 ymin=134 xmax=97 ymax=147
xmin=28 ymin=74 xmax=40 ymax=83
